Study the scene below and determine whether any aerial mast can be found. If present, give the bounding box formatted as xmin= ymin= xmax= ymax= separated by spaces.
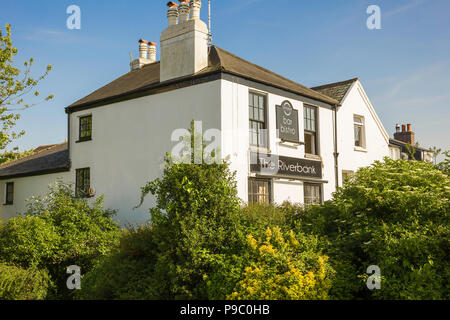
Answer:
xmin=208 ymin=0 xmax=212 ymax=47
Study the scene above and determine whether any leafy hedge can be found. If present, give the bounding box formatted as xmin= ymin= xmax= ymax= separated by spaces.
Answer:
xmin=78 ymin=138 xmax=333 ymax=300
xmin=0 ymin=182 xmax=120 ymax=299
xmin=0 ymin=264 xmax=51 ymax=300
xmin=300 ymin=158 xmax=450 ymax=299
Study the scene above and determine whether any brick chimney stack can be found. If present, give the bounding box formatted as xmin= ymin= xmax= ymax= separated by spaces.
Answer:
xmin=394 ymin=123 xmax=415 ymax=146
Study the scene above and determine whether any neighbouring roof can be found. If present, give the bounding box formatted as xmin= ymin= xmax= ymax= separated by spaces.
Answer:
xmin=389 ymin=138 xmax=431 ymax=152
xmin=67 ymin=46 xmax=339 ymax=111
xmin=0 ymin=142 xmax=70 ymax=180
xmin=311 ymin=78 xmax=359 ymax=103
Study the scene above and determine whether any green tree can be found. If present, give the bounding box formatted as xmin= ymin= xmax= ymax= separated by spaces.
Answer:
xmin=0 ymin=263 xmax=51 ymax=300
xmin=301 ymin=158 xmax=450 ymax=299
xmin=0 ymin=24 xmax=54 ymax=162
xmin=0 ymin=182 xmax=120 ymax=299
xmin=437 ymin=150 xmax=450 ymax=175
xmin=78 ymin=125 xmax=333 ymax=300
xmin=430 ymin=146 xmax=442 ymax=166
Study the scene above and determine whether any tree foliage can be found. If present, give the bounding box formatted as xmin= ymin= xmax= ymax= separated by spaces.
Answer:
xmin=300 ymin=158 xmax=450 ymax=299
xmin=78 ymin=126 xmax=333 ymax=300
xmin=0 ymin=182 xmax=120 ymax=299
xmin=0 ymin=263 xmax=51 ymax=300
xmin=0 ymin=24 xmax=54 ymax=159
xmin=228 ymin=227 xmax=332 ymax=300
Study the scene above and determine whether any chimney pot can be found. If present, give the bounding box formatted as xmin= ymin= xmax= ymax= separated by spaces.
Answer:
xmin=402 ymin=124 xmax=406 ymax=132
xmin=190 ymin=0 xmax=201 ymax=20
xmin=395 ymin=124 xmax=401 ymax=133
xmin=148 ymin=42 xmax=158 ymax=63
xmin=139 ymin=39 xmax=148 ymax=59
xmin=407 ymin=124 xmax=412 ymax=132
xmin=167 ymin=3 xmax=179 ymax=27
xmin=178 ymin=1 xmax=190 ymax=23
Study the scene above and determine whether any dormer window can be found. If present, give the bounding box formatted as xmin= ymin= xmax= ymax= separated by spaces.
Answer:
xmin=78 ymin=115 xmax=92 ymax=142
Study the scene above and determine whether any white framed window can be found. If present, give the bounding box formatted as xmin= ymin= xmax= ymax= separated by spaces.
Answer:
xmin=304 ymin=183 xmax=322 ymax=206
xmin=249 ymin=92 xmax=268 ymax=149
xmin=342 ymin=170 xmax=355 ymax=184
xmin=389 ymin=146 xmax=401 ymax=160
xmin=4 ymin=182 xmax=14 ymax=205
xmin=304 ymin=105 xmax=318 ymax=155
xmin=248 ymin=178 xmax=271 ymax=204
xmin=354 ymin=115 xmax=366 ymax=148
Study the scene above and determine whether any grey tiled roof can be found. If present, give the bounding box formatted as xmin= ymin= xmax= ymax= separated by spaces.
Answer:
xmin=0 ymin=143 xmax=70 ymax=179
xmin=67 ymin=46 xmax=339 ymax=111
xmin=311 ymin=78 xmax=359 ymax=103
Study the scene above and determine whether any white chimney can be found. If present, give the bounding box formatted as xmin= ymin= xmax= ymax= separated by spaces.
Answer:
xmin=190 ymin=0 xmax=201 ymax=20
xmin=160 ymin=0 xmax=208 ymax=82
xmin=167 ymin=2 xmax=179 ymax=27
xmin=139 ymin=39 xmax=148 ymax=59
xmin=148 ymin=42 xmax=157 ymax=63
xmin=178 ymin=1 xmax=190 ymax=23
xmin=130 ymin=39 xmax=156 ymax=71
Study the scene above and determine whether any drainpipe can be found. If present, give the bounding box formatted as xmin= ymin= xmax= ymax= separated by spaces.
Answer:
xmin=333 ymin=105 xmax=339 ymax=191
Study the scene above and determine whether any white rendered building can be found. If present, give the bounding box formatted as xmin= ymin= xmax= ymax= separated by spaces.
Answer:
xmin=0 ymin=1 xmax=431 ymax=225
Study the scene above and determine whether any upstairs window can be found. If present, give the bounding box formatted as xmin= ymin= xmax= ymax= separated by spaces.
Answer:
xmin=75 ymin=168 xmax=90 ymax=198
xmin=248 ymin=178 xmax=271 ymax=205
xmin=304 ymin=183 xmax=321 ymax=206
xmin=249 ymin=92 xmax=268 ymax=148
xmin=354 ymin=115 xmax=366 ymax=148
xmin=304 ymin=105 xmax=318 ymax=155
xmin=79 ymin=115 xmax=92 ymax=142
xmin=4 ymin=182 xmax=14 ymax=205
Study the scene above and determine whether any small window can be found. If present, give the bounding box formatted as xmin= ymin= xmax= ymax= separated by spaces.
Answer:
xmin=79 ymin=115 xmax=92 ymax=142
xmin=342 ymin=170 xmax=355 ymax=184
xmin=249 ymin=92 xmax=268 ymax=148
xmin=75 ymin=168 xmax=90 ymax=198
xmin=354 ymin=115 xmax=365 ymax=148
xmin=4 ymin=182 xmax=14 ymax=205
xmin=389 ymin=147 xmax=400 ymax=160
xmin=248 ymin=178 xmax=271 ymax=204
xmin=304 ymin=105 xmax=318 ymax=155
xmin=304 ymin=183 xmax=322 ymax=206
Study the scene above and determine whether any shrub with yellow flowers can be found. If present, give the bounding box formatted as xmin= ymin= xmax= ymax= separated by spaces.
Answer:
xmin=228 ymin=227 xmax=333 ymax=300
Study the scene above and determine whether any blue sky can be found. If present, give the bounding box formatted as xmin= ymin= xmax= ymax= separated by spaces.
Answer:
xmin=1 ymin=0 xmax=449 ymax=155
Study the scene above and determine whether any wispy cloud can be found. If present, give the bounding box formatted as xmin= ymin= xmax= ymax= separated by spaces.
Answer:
xmin=387 ymin=58 xmax=450 ymax=98
xmin=21 ymin=28 xmax=93 ymax=45
xmin=221 ymin=0 xmax=266 ymax=14
xmin=384 ymin=0 xmax=426 ymax=17
xmin=38 ymin=29 xmax=65 ymax=36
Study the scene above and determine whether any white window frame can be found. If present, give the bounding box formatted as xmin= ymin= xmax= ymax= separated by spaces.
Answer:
xmin=353 ymin=115 xmax=366 ymax=149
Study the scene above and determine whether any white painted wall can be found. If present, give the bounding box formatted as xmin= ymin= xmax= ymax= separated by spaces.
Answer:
xmin=0 ymin=171 xmax=71 ymax=221
xmin=0 ymin=78 xmax=393 ymax=225
xmin=336 ymin=80 xmax=390 ymax=186
xmin=220 ymin=79 xmax=336 ymax=205
xmin=69 ymin=80 xmax=222 ymax=225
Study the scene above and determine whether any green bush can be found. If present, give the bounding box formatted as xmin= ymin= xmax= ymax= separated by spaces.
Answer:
xmin=0 ymin=216 xmax=59 ymax=268
xmin=75 ymin=225 xmax=157 ymax=300
xmin=227 ymin=227 xmax=332 ymax=300
xmin=0 ymin=182 xmax=120 ymax=299
xmin=0 ymin=263 xmax=51 ymax=300
xmin=300 ymin=158 xmax=450 ymax=299
xmin=78 ymin=153 xmax=333 ymax=300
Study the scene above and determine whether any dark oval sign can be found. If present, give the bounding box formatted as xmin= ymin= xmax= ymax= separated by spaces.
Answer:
xmin=276 ymin=100 xmax=299 ymax=143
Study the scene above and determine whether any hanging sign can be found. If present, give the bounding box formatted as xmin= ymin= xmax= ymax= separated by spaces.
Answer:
xmin=276 ymin=100 xmax=300 ymax=143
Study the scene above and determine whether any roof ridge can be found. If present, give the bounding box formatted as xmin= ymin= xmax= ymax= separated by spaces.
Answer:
xmin=0 ymin=142 xmax=68 ymax=169
xmin=214 ymin=46 xmax=339 ymax=105
xmin=311 ymin=77 xmax=359 ymax=90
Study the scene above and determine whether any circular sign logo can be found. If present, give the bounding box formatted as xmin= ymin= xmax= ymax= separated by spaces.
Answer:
xmin=281 ymin=101 xmax=293 ymax=116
